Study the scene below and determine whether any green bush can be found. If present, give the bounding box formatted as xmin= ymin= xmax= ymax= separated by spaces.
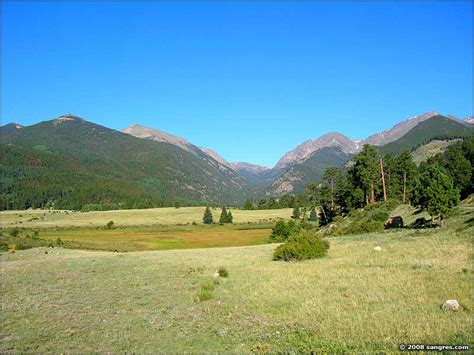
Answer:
xmin=273 ymin=231 xmax=329 ymax=261
xmin=0 ymin=240 xmax=9 ymax=252
xmin=196 ymin=289 xmax=213 ymax=302
xmin=201 ymin=281 xmax=215 ymax=292
xmin=218 ymin=267 xmax=229 ymax=278
xmin=368 ymin=211 xmax=389 ymax=223
xmin=269 ymin=220 xmax=301 ymax=242
xmin=9 ymin=228 xmax=20 ymax=238
xmin=106 ymin=220 xmax=114 ymax=229
xmin=196 ymin=281 xmax=215 ymax=302
xmin=15 ymin=241 xmax=31 ymax=250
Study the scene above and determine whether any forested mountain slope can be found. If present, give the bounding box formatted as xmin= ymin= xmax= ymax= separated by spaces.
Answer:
xmin=1 ymin=115 xmax=247 ymax=210
xmin=379 ymin=115 xmax=474 ymax=155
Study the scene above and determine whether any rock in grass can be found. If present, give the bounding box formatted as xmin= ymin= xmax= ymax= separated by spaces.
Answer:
xmin=441 ymin=300 xmax=460 ymax=311
xmin=373 ymin=246 xmax=382 ymax=251
xmin=213 ymin=271 xmax=220 ymax=279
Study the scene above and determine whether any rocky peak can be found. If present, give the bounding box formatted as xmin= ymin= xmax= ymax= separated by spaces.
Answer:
xmin=122 ymin=124 xmax=194 ymax=153
xmin=363 ymin=111 xmax=439 ymax=146
xmin=230 ymin=162 xmax=271 ymax=174
xmin=274 ymin=131 xmax=358 ymax=171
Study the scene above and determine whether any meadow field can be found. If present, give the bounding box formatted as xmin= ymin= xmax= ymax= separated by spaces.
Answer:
xmin=0 ymin=207 xmax=292 ymax=229
xmin=1 ymin=206 xmax=472 ymax=352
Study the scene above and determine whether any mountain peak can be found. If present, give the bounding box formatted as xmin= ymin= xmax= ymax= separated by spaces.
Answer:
xmin=122 ymin=124 xmax=194 ymax=153
xmin=53 ymin=114 xmax=84 ymax=126
xmin=363 ymin=111 xmax=439 ymax=146
xmin=274 ymin=131 xmax=359 ymax=170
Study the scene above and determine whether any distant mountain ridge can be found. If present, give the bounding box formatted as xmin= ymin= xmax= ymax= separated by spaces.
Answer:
xmin=1 ymin=111 xmax=473 ymax=209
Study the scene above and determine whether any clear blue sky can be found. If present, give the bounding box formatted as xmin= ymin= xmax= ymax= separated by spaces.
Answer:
xmin=2 ymin=1 xmax=472 ymax=167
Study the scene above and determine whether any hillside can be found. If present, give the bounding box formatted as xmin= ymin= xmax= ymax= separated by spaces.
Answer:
xmin=411 ymin=139 xmax=460 ymax=165
xmin=379 ymin=115 xmax=474 ymax=155
xmin=0 ymin=123 xmax=23 ymax=137
xmin=269 ymin=147 xmax=352 ymax=195
xmin=363 ymin=112 xmax=439 ymax=145
xmin=1 ymin=115 xmax=247 ymax=210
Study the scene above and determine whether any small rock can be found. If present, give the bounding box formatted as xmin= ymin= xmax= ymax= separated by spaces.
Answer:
xmin=216 ymin=329 xmax=227 ymax=337
xmin=373 ymin=246 xmax=382 ymax=251
xmin=342 ymin=291 xmax=352 ymax=298
xmin=213 ymin=271 xmax=220 ymax=279
xmin=441 ymin=300 xmax=460 ymax=311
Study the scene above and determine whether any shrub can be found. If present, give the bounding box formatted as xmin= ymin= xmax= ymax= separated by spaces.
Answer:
xmin=196 ymin=281 xmax=215 ymax=302
xmin=269 ymin=220 xmax=301 ymax=242
xmin=15 ymin=241 xmax=31 ymax=250
xmin=273 ymin=230 xmax=329 ymax=261
xmin=218 ymin=267 xmax=229 ymax=278
xmin=196 ymin=289 xmax=213 ymax=302
xmin=9 ymin=228 xmax=20 ymax=238
xmin=201 ymin=281 xmax=215 ymax=292
xmin=106 ymin=220 xmax=114 ymax=229
xmin=369 ymin=211 xmax=389 ymax=223
xmin=55 ymin=237 xmax=64 ymax=246
xmin=0 ymin=240 xmax=9 ymax=252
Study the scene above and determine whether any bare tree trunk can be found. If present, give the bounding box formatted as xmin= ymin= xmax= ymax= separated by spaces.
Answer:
xmin=380 ymin=158 xmax=387 ymax=202
xmin=320 ymin=205 xmax=328 ymax=224
xmin=403 ymin=172 xmax=407 ymax=205
xmin=370 ymin=182 xmax=375 ymax=203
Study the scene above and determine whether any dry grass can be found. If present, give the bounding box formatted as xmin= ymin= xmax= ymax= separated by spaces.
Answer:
xmin=0 ymin=207 xmax=292 ymax=228
xmin=1 ymin=208 xmax=472 ymax=352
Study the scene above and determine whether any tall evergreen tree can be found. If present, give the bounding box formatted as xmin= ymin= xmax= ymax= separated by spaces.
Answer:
xmin=352 ymin=144 xmax=381 ymax=204
xmin=395 ymin=150 xmax=417 ymax=204
xmin=323 ymin=167 xmax=339 ymax=211
xmin=413 ymin=164 xmax=459 ymax=225
xmin=439 ymin=143 xmax=472 ymax=198
xmin=203 ymin=206 xmax=214 ymax=224
xmin=227 ymin=210 xmax=233 ymax=223
xmin=243 ymin=198 xmax=253 ymax=210
xmin=291 ymin=205 xmax=301 ymax=219
xmin=219 ymin=206 xmax=229 ymax=223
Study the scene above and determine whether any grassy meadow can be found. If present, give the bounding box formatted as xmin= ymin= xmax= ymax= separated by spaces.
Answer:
xmin=0 ymin=206 xmax=292 ymax=229
xmin=1 ymin=206 xmax=473 ymax=352
xmin=35 ymin=224 xmax=274 ymax=252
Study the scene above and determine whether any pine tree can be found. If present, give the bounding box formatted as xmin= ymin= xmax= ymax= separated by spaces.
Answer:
xmin=413 ymin=164 xmax=459 ymax=226
xmin=396 ymin=150 xmax=417 ymax=204
xmin=309 ymin=207 xmax=318 ymax=222
xmin=219 ymin=207 xmax=229 ymax=223
xmin=227 ymin=210 xmax=233 ymax=223
xmin=352 ymin=144 xmax=380 ymax=204
xmin=291 ymin=205 xmax=301 ymax=219
xmin=243 ymin=198 xmax=253 ymax=210
xmin=203 ymin=206 xmax=214 ymax=224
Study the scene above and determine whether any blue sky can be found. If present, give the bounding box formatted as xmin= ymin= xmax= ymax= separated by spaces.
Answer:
xmin=2 ymin=1 xmax=472 ymax=167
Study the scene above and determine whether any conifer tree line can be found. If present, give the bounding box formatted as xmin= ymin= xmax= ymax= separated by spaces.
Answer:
xmin=243 ymin=139 xmax=473 ymax=221
xmin=295 ymin=139 xmax=473 ymax=225
xmin=203 ymin=206 xmax=233 ymax=224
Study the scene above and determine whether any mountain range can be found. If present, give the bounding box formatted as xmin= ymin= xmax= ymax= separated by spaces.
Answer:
xmin=1 ymin=112 xmax=473 ymax=210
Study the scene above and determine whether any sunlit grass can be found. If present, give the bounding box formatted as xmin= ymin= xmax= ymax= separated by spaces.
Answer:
xmin=0 ymin=206 xmax=292 ymax=228
xmin=1 ymin=208 xmax=472 ymax=352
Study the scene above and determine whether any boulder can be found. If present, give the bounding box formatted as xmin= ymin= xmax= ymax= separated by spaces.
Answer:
xmin=373 ymin=246 xmax=382 ymax=252
xmin=441 ymin=300 xmax=460 ymax=311
xmin=384 ymin=216 xmax=404 ymax=229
